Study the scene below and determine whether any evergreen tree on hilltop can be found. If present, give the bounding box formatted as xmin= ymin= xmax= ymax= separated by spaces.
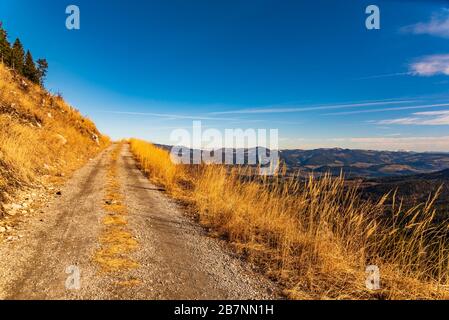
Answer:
xmin=11 ymin=38 xmax=25 ymax=73
xmin=36 ymin=58 xmax=49 ymax=85
xmin=23 ymin=50 xmax=39 ymax=84
xmin=0 ymin=22 xmax=11 ymax=66
xmin=0 ymin=22 xmax=49 ymax=86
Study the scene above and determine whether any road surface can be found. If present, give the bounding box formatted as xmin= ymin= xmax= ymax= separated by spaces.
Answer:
xmin=0 ymin=144 xmax=278 ymax=299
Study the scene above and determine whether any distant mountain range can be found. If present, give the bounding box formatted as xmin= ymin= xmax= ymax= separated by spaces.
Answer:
xmin=157 ymin=144 xmax=449 ymax=178
xmin=360 ymin=169 xmax=449 ymax=216
xmin=280 ymin=148 xmax=449 ymax=178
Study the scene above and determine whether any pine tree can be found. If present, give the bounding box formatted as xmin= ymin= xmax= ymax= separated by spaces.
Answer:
xmin=0 ymin=23 xmax=49 ymax=86
xmin=36 ymin=58 xmax=48 ymax=85
xmin=23 ymin=50 xmax=39 ymax=83
xmin=0 ymin=22 xmax=11 ymax=66
xmin=11 ymin=38 xmax=25 ymax=73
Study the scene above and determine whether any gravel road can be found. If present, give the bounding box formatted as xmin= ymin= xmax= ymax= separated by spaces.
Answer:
xmin=0 ymin=144 xmax=278 ymax=300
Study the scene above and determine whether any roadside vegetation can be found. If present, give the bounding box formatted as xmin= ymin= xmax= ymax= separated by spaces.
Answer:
xmin=130 ymin=138 xmax=449 ymax=299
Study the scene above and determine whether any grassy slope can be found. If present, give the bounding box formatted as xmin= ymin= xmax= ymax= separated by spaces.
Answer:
xmin=0 ymin=63 xmax=109 ymax=214
xmin=130 ymin=139 xmax=449 ymax=299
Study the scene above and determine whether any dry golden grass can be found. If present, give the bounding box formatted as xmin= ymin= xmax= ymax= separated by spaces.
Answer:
xmin=0 ymin=62 xmax=109 ymax=209
xmin=115 ymin=278 xmax=142 ymax=287
xmin=130 ymin=138 xmax=449 ymax=299
xmin=94 ymin=142 xmax=140 ymax=274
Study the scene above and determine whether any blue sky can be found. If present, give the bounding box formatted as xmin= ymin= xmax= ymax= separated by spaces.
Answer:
xmin=1 ymin=0 xmax=449 ymax=151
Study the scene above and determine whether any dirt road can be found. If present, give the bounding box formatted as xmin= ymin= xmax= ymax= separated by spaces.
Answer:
xmin=0 ymin=144 xmax=278 ymax=300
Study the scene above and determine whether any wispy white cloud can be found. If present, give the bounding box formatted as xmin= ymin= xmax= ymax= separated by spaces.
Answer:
xmin=358 ymin=54 xmax=449 ymax=80
xmin=355 ymin=72 xmax=412 ymax=80
xmin=283 ymin=136 xmax=449 ymax=152
xmin=401 ymin=9 xmax=449 ymax=38
xmin=98 ymin=110 xmax=307 ymax=126
xmin=378 ymin=109 xmax=449 ymax=125
xmin=326 ymin=103 xmax=449 ymax=116
xmin=415 ymin=110 xmax=449 ymax=116
xmin=99 ymin=110 xmax=251 ymax=122
xmin=409 ymin=54 xmax=449 ymax=76
xmin=210 ymin=99 xmax=417 ymax=115
xmin=361 ymin=54 xmax=449 ymax=79
xmin=346 ymin=136 xmax=449 ymax=152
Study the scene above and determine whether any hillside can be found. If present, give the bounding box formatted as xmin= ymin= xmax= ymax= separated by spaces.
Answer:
xmin=0 ymin=62 xmax=109 ymax=216
xmin=360 ymin=169 xmax=449 ymax=216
